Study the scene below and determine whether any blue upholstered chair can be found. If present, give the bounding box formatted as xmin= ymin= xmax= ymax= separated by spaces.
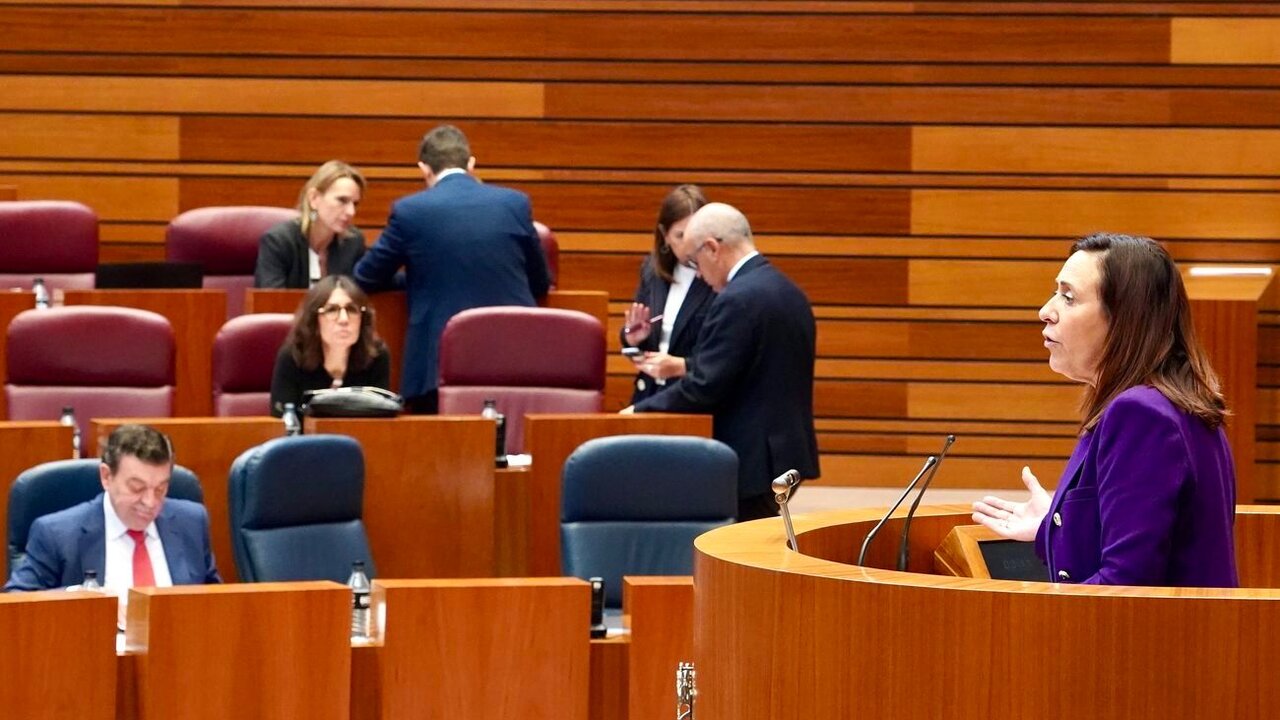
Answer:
xmin=228 ymin=434 xmax=375 ymax=583
xmin=560 ymin=435 xmax=738 ymax=609
xmin=6 ymin=459 xmax=204 ymax=575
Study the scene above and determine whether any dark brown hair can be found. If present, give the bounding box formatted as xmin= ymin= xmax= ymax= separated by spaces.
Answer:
xmin=286 ymin=275 xmax=382 ymax=372
xmin=1073 ymin=233 xmax=1226 ymax=431
xmin=651 ymin=185 xmax=708 ymax=283
xmin=101 ymin=424 xmax=173 ymax=473
xmin=418 ymin=124 xmax=471 ymax=172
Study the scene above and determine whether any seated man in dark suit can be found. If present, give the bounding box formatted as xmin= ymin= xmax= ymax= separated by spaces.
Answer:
xmin=354 ymin=124 xmax=551 ymax=413
xmin=625 ymin=203 xmax=820 ymax=521
xmin=4 ymin=424 xmax=221 ymax=594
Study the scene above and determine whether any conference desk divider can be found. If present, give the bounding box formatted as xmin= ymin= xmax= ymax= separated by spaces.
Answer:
xmin=0 ymin=291 xmax=36 ymax=420
xmin=0 ymin=591 xmax=117 ymax=720
xmin=0 ymin=422 xmax=74 ymax=566
xmin=120 ymin=582 xmax=351 ymax=720
xmin=695 ymin=505 xmax=1280 ymax=719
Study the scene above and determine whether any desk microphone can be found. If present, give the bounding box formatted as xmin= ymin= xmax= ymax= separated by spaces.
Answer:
xmin=856 ymin=455 xmax=937 ymax=567
xmin=772 ymin=469 xmax=801 ymax=551
xmin=896 ymin=435 xmax=955 ymax=571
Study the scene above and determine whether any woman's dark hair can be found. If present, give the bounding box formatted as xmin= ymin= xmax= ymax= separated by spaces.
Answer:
xmin=1073 ymin=232 xmax=1226 ymax=431
xmin=286 ymin=275 xmax=382 ymax=372
xmin=651 ymin=185 xmax=708 ymax=283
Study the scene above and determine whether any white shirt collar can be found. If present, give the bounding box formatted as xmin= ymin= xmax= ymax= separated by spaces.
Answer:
xmin=727 ymin=251 xmax=760 ymax=283
xmin=102 ymin=494 xmax=158 ymax=541
xmin=434 ymin=167 xmax=468 ymax=183
xmin=672 ymin=262 xmax=697 ymax=285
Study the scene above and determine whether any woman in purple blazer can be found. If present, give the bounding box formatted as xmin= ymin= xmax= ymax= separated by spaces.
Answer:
xmin=972 ymin=233 xmax=1238 ymax=587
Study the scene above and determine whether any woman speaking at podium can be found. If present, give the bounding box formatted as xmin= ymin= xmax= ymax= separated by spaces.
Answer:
xmin=972 ymin=233 xmax=1238 ymax=587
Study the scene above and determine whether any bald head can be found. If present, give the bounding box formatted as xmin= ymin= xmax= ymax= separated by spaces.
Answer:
xmin=685 ymin=202 xmax=754 ymax=251
xmin=679 ymin=202 xmax=758 ymax=292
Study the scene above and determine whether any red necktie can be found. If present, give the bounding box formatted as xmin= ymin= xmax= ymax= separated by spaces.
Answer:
xmin=126 ymin=529 xmax=155 ymax=587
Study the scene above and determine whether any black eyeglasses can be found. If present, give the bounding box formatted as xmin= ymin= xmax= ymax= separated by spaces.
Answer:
xmin=316 ymin=303 xmax=366 ymax=318
xmin=682 ymin=240 xmax=712 ymax=270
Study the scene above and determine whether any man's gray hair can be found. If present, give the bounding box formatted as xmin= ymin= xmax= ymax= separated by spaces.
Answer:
xmin=687 ymin=202 xmax=753 ymax=248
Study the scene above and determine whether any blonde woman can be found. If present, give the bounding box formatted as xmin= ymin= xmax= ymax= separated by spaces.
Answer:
xmin=255 ymin=160 xmax=367 ymax=288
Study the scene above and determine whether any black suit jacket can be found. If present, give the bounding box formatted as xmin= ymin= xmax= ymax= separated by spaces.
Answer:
xmin=621 ymin=257 xmax=715 ymax=404
xmin=634 ymin=255 xmax=820 ymax=498
xmin=254 ymin=219 xmax=367 ymax=289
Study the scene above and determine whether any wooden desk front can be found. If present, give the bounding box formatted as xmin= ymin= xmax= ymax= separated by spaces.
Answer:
xmin=522 ymin=413 xmax=713 ymax=576
xmin=365 ymin=578 xmax=590 ymax=720
xmin=305 ymin=416 xmax=495 ymax=578
xmin=0 ymin=591 xmax=117 ymax=720
xmin=0 ymin=422 xmax=74 ymax=569
xmin=695 ymin=505 xmax=1280 ymax=720
xmin=123 ymin=582 xmax=350 ymax=720
xmin=63 ymin=290 xmax=227 ymax=421
xmin=0 ymin=291 xmax=36 ymax=419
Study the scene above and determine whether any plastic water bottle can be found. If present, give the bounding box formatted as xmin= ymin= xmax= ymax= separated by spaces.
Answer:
xmin=347 ymin=560 xmax=372 ymax=640
xmin=59 ymin=406 xmax=81 ymax=459
xmin=32 ymin=277 xmax=50 ymax=309
xmin=80 ymin=570 xmax=101 ymax=591
xmin=480 ymin=399 xmax=508 ymax=468
xmin=282 ymin=402 xmax=302 ymax=436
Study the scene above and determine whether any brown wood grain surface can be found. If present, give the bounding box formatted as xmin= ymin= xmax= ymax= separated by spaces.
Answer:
xmin=0 ymin=591 xmax=117 ymax=720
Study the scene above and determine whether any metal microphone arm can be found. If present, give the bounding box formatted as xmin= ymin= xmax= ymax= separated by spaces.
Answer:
xmin=856 ymin=456 xmax=937 ymax=567
xmin=772 ymin=469 xmax=801 ymax=552
xmin=896 ymin=435 xmax=956 ymax=571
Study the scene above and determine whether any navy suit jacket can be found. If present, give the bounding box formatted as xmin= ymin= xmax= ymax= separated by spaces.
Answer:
xmin=635 ymin=255 xmax=820 ymax=498
xmin=621 ymin=257 xmax=715 ymax=404
xmin=354 ymin=173 xmax=551 ymax=400
xmin=4 ymin=495 xmax=221 ymax=592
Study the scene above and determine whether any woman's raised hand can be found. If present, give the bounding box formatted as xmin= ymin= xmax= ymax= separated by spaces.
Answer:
xmin=971 ymin=466 xmax=1051 ymax=542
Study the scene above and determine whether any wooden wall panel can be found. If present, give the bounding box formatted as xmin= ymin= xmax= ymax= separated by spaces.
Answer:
xmin=4 ymin=1 xmax=1279 ymax=494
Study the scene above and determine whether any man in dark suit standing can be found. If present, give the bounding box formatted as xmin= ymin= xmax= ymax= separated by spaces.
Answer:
xmin=355 ymin=124 xmax=551 ymax=412
xmin=5 ymin=424 xmax=221 ymax=593
xmin=627 ymin=203 xmax=820 ymax=520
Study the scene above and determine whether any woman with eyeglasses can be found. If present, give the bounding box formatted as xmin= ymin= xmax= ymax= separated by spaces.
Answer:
xmin=255 ymin=160 xmax=367 ymax=289
xmin=269 ymin=275 xmax=391 ymax=416
xmin=620 ymin=184 xmax=715 ymax=404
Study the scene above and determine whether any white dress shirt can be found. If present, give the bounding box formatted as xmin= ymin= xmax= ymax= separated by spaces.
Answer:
xmin=727 ymin=250 xmax=760 ymax=284
xmin=308 ymin=248 xmax=321 ymax=286
xmin=659 ymin=263 xmax=698 ymax=354
xmin=102 ymin=495 xmax=173 ymax=604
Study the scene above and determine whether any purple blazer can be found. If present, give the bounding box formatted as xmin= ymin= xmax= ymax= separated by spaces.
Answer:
xmin=1035 ymin=385 xmax=1238 ymax=587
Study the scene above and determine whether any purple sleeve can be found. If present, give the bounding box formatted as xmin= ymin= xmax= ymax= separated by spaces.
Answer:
xmin=1084 ymin=393 xmax=1188 ymax=585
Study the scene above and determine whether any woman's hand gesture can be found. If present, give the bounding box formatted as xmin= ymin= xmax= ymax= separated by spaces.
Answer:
xmin=971 ymin=466 xmax=1051 ymax=542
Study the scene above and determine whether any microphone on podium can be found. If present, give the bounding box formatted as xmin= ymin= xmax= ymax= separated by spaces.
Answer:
xmin=772 ymin=469 xmax=801 ymax=551
xmin=896 ymin=434 xmax=955 ymax=571
xmin=856 ymin=455 xmax=937 ymax=567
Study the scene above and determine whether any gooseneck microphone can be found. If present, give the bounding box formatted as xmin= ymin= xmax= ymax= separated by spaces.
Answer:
xmin=895 ymin=435 xmax=956 ymax=571
xmin=772 ymin=469 xmax=801 ymax=551
xmin=856 ymin=455 xmax=937 ymax=567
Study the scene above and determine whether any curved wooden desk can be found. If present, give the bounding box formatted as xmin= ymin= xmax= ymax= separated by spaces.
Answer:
xmin=694 ymin=505 xmax=1280 ymax=720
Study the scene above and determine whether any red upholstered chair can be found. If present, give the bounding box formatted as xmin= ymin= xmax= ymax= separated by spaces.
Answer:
xmin=0 ymin=201 xmax=99 ymax=291
xmin=212 ymin=313 xmax=293 ymax=417
xmin=437 ymin=307 xmax=605 ymax=453
xmin=166 ymin=206 xmax=297 ymax=318
xmin=6 ymin=307 xmax=175 ymax=438
xmin=534 ymin=221 xmax=559 ymax=290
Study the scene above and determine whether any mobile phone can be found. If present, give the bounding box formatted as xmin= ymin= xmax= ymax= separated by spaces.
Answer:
xmin=621 ymin=347 xmax=643 ymax=359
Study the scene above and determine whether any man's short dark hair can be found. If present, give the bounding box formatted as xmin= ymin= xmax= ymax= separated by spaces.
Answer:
xmin=101 ymin=424 xmax=173 ymax=473
xmin=418 ymin=124 xmax=471 ymax=171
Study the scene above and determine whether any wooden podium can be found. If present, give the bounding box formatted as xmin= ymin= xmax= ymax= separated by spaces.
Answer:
xmin=694 ymin=505 xmax=1280 ymax=719
xmin=1182 ymin=266 xmax=1274 ymax=503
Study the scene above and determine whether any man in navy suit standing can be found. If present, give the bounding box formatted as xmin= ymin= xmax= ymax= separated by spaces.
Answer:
xmin=627 ymin=203 xmax=820 ymax=521
xmin=5 ymin=424 xmax=221 ymax=594
xmin=355 ymin=124 xmax=551 ymax=412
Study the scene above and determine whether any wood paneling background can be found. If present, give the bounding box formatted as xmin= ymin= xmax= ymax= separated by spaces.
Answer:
xmin=4 ymin=2 xmax=1280 ymax=492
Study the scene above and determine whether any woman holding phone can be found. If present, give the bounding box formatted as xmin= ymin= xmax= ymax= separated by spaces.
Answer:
xmin=620 ymin=184 xmax=714 ymax=404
